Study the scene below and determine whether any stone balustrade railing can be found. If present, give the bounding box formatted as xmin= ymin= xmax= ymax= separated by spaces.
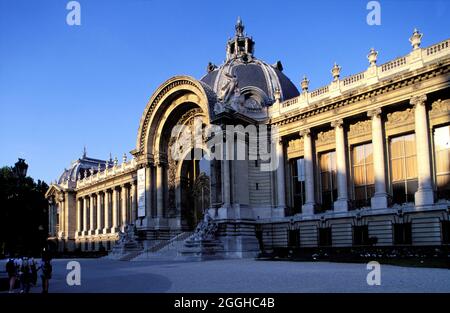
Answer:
xmin=269 ymin=37 xmax=450 ymax=118
xmin=282 ymin=97 xmax=299 ymax=108
xmin=342 ymin=71 xmax=365 ymax=86
xmin=76 ymin=158 xmax=137 ymax=189
xmin=310 ymin=85 xmax=329 ymax=98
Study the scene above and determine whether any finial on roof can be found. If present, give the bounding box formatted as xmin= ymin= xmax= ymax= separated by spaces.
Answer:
xmin=367 ymin=48 xmax=378 ymax=66
xmin=82 ymin=146 xmax=87 ymax=158
xmin=301 ymin=76 xmax=310 ymax=92
xmin=109 ymin=152 xmax=113 ymax=163
xmin=235 ymin=16 xmax=244 ymax=37
xmin=331 ymin=62 xmax=341 ymax=82
xmin=409 ymin=28 xmax=423 ymax=50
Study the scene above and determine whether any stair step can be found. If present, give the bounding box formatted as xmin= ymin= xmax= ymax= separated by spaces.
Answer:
xmin=130 ymin=231 xmax=194 ymax=261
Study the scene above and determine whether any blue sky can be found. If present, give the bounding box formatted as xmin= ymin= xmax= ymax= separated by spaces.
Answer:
xmin=0 ymin=0 xmax=449 ymax=183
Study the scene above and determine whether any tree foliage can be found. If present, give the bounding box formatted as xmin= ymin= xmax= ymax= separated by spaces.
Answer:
xmin=0 ymin=166 xmax=49 ymax=257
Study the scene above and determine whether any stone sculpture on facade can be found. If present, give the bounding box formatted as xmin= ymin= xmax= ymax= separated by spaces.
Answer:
xmin=107 ymin=224 xmax=142 ymax=260
xmin=219 ymin=72 xmax=238 ymax=104
xmin=191 ymin=211 xmax=218 ymax=241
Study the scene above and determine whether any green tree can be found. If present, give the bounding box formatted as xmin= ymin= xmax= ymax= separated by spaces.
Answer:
xmin=0 ymin=165 xmax=49 ymax=257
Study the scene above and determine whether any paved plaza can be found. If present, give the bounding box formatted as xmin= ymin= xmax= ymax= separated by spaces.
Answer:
xmin=4 ymin=258 xmax=450 ymax=293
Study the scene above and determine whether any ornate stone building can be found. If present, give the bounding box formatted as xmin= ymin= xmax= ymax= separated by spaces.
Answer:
xmin=46 ymin=20 xmax=450 ymax=257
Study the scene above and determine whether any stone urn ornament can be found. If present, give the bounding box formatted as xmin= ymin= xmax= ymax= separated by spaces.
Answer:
xmin=409 ymin=28 xmax=423 ymax=50
xmin=331 ymin=63 xmax=341 ymax=82
xmin=367 ymin=48 xmax=378 ymax=66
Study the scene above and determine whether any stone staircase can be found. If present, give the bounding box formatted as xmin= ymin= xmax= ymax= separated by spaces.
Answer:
xmin=105 ymin=226 xmax=143 ymax=261
xmin=131 ymin=231 xmax=194 ymax=261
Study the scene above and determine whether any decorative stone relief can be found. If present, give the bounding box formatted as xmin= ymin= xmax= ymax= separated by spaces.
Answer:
xmin=386 ymin=108 xmax=415 ymax=128
xmin=316 ymin=129 xmax=335 ymax=145
xmin=348 ymin=120 xmax=371 ymax=138
xmin=430 ymin=99 xmax=450 ymax=116
xmin=287 ymin=138 xmax=304 ymax=156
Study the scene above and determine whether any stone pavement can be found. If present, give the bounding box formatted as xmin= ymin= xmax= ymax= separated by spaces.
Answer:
xmin=3 ymin=258 xmax=450 ymax=293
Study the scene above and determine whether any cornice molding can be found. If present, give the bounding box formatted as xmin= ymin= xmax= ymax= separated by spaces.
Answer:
xmin=270 ymin=63 xmax=450 ymax=127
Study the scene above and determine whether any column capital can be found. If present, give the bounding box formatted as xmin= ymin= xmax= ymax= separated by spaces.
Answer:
xmin=410 ymin=94 xmax=427 ymax=107
xmin=299 ymin=128 xmax=311 ymax=138
xmin=367 ymin=107 xmax=382 ymax=119
xmin=278 ymin=137 xmax=284 ymax=145
xmin=331 ymin=119 xmax=344 ymax=129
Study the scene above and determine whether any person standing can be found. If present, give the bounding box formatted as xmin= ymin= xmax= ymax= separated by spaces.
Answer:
xmin=40 ymin=259 xmax=52 ymax=294
xmin=19 ymin=257 xmax=31 ymax=293
xmin=5 ymin=257 xmax=17 ymax=293
xmin=29 ymin=257 xmax=38 ymax=286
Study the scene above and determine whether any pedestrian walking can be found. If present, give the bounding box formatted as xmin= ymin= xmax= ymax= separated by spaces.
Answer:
xmin=19 ymin=257 xmax=32 ymax=293
xmin=5 ymin=257 xmax=17 ymax=293
xmin=40 ymin=259 xmax=52 ymax=294
xmin=29 ymin=257 xmax=38 ymax=286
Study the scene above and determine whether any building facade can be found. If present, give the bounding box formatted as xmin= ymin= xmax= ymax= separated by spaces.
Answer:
xmin=46 ymin=21 xmax=450 ymax=257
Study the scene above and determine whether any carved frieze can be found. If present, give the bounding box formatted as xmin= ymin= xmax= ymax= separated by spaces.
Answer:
xmin=430 ymin=99 xmax=450 ymax=116
xmin=348 ymin=120 xmax=371 ymax=138
xmin=287 ymin=138 xmax=304 ymax=156
xmin=386 ymin=108 xmax=415 ymax=128
xmin=316 ymin=129 xmax=335 ymax=146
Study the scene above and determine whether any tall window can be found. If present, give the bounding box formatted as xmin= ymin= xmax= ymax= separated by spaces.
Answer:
xmin=393 ymin=223 xmax=412 ymax=245
xmin=319 ymin=151 xmax=337 ymax=211
xmin=352 ymin=143 xmax=374 ymax=208
xmin=390 ymin=134 xmax=418 ymax=204
xmin=290 ymin=158 xmax=305 ymax=214
xmin=318 ymin=227 xmax=332 ymax=247
xmin=442 ymin=221 xmax=450 ymax=244
xmin=288 ymin=229 xmax=300 ymax=248
xmin=353 ymin=225 xmax=370 ymax=245
xmin=434 ymin=125 xmax=450 ymax=200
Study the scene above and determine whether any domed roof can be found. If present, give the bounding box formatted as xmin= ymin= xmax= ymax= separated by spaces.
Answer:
xmin=200 ymin=18 xmax=299 ymax=107
xmin=57 ymin=148 xmax=111 ymax=184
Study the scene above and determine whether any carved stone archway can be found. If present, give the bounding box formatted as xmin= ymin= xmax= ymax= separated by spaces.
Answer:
xmin=133 ymin=76 xmax=216 ymax=228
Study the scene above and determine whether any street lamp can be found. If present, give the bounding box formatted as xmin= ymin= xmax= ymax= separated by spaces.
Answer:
xmin=14 ymin=158 xmax=28 ymax=178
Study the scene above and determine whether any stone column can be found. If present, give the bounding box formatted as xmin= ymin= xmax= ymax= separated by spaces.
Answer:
xmin=145 ymin=164 xmax=153 ymax=218
xmin=156 ymin=162 xmax=165 ymax=218
xmin=83 ymin=197 xmax=88 ymax=235
xmin=121 ymin=185 xmax=128 ymax=230
xmin=223 ymin=130 xmax=231 ymax=208
xmin=103 ymin=190 xmax=110 ymax=233
xmin=76 ymin=198 xmax=81 ymax=236
xmin=58 ymin=200 xmax=64 ymax=236
xmin=218 ymin=130 xmax=232 ymax=219
xmin=332 ymin=119 xmax=348 ymax=212
xmin=411 ymin=94 xmax=434 ymax=206
xmin=131 ymin=181 xmax=137 ymax=223
xmin=276 ymin=137 xmax=286 ymax=210
xmin=300 ymin=129 xmax=315 ymax=214
xmin=89 ymin=195 xmax=96 ymax=235
xmin=368 ymin=108 xmax=388 ymax=209
xmin=96 ymin=192 xmax=102 ymax=234
xmin=111 ymin=187 xmax=119 ymax=233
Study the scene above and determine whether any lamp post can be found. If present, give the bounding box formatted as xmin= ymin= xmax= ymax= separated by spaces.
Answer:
xmin=14 ymin=158 xmax=28 ymax=179
xmin=12 ymin=158 xmax=28 ymax=255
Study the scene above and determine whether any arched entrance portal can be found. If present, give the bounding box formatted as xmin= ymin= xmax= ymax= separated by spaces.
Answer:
xmin=180 ymin=150 xmax=210 ymax=229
